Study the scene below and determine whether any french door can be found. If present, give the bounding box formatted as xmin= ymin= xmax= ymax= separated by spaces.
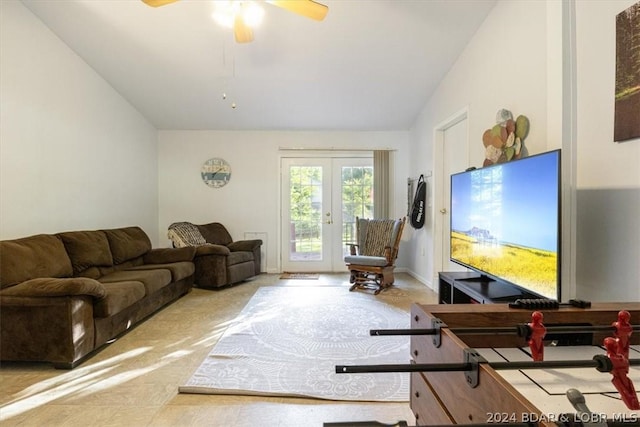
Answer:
xmin=280 ymin=156 xmax=373 ymax=272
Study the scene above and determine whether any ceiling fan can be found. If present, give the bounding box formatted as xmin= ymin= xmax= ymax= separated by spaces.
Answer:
xmin=141 ymin=0 xmax=328 ymax=43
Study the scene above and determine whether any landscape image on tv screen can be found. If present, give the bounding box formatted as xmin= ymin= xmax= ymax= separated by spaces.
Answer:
xmin=450 ymin=150 xmax=560 ymax=299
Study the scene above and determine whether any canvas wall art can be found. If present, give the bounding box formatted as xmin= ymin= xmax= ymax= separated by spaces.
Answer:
xmin=615 ymin=1 xmax=640 ymax=142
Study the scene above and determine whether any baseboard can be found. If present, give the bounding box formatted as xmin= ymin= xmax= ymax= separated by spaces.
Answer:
xmin=404 ymin=269 xmax=434 ymax=291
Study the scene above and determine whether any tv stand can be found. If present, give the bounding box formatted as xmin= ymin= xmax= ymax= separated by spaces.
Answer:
xmin=456 ymin=274 xmax=494 ymax=284
xmin=438 ymin=272 xmax=539 ymax=304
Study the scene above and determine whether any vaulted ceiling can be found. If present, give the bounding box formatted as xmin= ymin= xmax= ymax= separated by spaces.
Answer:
xmin=22 ymin=0 xmax=496 ymax=131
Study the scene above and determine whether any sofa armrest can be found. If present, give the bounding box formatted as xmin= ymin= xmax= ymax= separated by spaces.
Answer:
xmin=0 ymin=277 xmax=106 ymax=299
xmin=228 ymin=239 xmax=262 ymax=252
xmin=144 ymin=247 xmax=196 ymax=264
xmin=195 ymin=244 xmax=231 ymax=256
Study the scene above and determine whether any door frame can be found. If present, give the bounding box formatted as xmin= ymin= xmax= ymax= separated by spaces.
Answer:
xmin=278 ymin=151 xmax=373 ymax=273
xmin=432 ymin=107 xmax=469 ymax=285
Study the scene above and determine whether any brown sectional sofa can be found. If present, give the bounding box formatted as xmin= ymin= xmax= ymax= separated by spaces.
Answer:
xmin=0 ymin=226 xmax=196 ymax=369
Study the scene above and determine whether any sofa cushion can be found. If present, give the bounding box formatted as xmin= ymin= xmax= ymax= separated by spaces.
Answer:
xmin=99 ymin=269 xmax=171 ymax=295
xmin=103 ymin=227 xmax=151 ymax=264
xmin=126 ymin=262 xmax=195 ymax=282
xmin=167 ymin=222 xmax=206 ymax=248
xmin=344 ymin=255 xmax=389 ymax=267
xmin=196 ymin=222 xmax=233 ymax=246
xmin=0 ymin=234 xmax=73 ymax=289
xmin=76 ymin=266 xmax=102 ymax=280
xmin=93 ymin=281 xmax=146 ymax=318
xmin=0 ymin=277 xmax=106 ymax=299
xmin=58 ymin=230 xmax=114 ymax=275
xmin=143 ymin=247 xmax=196 ymax=264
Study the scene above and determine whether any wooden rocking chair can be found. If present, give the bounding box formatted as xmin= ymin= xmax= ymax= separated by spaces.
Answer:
xmin=344 ymin=217 xmax=406 ymax=294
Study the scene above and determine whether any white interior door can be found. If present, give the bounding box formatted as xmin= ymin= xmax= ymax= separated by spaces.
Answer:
xmin=434 ymin=113 xmax=470 ymax=279
xmin=280 ymin=157 xmax=373 ymax=273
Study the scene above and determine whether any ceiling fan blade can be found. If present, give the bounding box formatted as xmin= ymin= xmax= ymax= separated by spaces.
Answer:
xmin=267 ymin=0 xmax=328 ymax=21
xmin=234 ymin=14 xmax=254 ymax=43
xmin=141 ymin=0 xmax=179 ymax=7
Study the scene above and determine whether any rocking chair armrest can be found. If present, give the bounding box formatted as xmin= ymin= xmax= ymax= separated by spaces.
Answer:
xmin=383 ymin=246 xmax=396 ymax=263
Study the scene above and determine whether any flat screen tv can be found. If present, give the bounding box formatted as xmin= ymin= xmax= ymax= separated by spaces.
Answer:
xmin=450 ymin=149 xmax=561 ymax=300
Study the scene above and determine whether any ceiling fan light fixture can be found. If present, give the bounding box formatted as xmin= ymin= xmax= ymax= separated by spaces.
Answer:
xmin=212 ymin=1 xmax=264 ymax=30
xmin=241 ymin=2 xmax=265 ymax=28
xmin=212 ymin=1 xmax=235 ymax=28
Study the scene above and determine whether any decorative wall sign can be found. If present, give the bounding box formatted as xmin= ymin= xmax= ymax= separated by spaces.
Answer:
xmin=201 ymin=158 xmax=231 ymax=188
xmin=615 ymin=1 xmax=640 ymax=142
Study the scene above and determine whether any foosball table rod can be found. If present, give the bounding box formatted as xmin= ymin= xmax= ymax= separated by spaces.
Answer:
xmin=336 ymin=356 xmax=640 ymax=373
xmin=336 ymin=350 xmax=640 ymax=410
xmin=369 ymin=325 xmax=640 ymax=337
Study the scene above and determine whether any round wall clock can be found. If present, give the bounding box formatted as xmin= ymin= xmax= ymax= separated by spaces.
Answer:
xmin=201 ymin=158 xmax=231 ymax=188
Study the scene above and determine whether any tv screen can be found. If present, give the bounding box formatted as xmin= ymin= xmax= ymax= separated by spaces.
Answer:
xmin=450 ymin=149 xmax=561 ymax=300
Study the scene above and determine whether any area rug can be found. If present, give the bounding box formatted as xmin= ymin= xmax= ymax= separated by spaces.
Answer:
xmin=279 ymin=272 xmax=319 ymax=279
xmin=179 ymin=286 xmax=410 ymax=401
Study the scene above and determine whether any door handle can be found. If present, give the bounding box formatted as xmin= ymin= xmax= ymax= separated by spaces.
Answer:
xmin=440 ymin=208 xmax=447 ymax=214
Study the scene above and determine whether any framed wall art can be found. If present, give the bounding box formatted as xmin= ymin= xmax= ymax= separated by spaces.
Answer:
xmin=615 ymin=1 xmax=640 ymax=142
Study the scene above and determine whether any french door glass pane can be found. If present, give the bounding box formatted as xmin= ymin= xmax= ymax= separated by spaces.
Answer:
xmin=341 ymin=166 xmax=374 ymax=257
xmin=289 ymin=166 xmax=322 ymax=261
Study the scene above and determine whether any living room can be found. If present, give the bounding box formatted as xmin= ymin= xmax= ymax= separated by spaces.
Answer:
xmin=1 ymin=0 xmax=639 ymax=424
xmin=2 ymin=0 xmax=639 ymax=301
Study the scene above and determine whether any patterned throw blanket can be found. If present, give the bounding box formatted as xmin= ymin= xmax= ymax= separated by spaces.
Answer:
xmin=167 ymin=222 xmax=206 ymax=247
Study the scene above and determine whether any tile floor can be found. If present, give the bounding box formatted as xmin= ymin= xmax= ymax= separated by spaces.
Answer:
xmin=0 ymin=273 xmax=438 ymax=427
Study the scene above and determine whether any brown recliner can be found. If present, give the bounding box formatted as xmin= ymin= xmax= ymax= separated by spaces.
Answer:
xmin=168 ymin=222 xmax=262 ymax=289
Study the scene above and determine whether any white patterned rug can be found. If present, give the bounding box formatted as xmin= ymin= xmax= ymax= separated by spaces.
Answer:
xmin=179 ymin=286 xmax=411 ymax=401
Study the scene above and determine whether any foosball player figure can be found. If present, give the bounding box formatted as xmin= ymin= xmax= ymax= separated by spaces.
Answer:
xmin=613 ymin=310 xmax=633 ymax=359
xmin=603 ymin=336 xmax=640 ymax=410
xmin=528 ymin=311 xmax=546 ymax=361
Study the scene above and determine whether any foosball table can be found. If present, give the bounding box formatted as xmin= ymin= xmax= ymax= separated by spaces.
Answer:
xmin=334 ymin=302 xmax=640 ymax=426
xmin=407 ymin=302 xmax=640 ymax=425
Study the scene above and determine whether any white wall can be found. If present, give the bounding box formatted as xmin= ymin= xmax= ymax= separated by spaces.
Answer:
xmin=158 ymin=130 xmax=410 ymax=273
xmin=574 ymin=0 xmax=640 ymax=301
xmin=0 ymin=1 xmax=159 ymax=243
xmin=408 ymin=0 xmax=552 ymax=289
